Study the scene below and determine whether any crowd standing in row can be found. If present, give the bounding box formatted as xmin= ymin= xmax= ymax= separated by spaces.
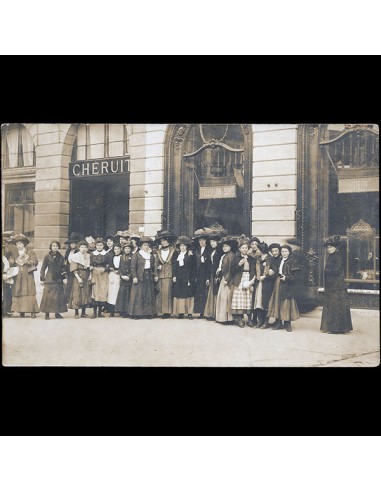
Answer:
xmin=2 ymin=228 xmax=353 ymax=334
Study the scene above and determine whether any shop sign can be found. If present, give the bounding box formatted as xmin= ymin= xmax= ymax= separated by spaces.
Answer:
xmin=199 ymin=185 xmax=236 ymax=199
xmin=338 ymin=177 xmax=379 ymax=194
xmin=69 ymin=157 xmax=130 ymax=178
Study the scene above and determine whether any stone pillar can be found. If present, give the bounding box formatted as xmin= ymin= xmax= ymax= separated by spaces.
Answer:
xmin=251 ymin=124 xmax=298 ymax=245
xmin=129 ymin=124 xmax=166 ymax=238
xmin=33 ymin=124 xmax=74 ymax=258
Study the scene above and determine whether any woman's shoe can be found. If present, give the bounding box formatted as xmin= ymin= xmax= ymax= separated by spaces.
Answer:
xmin=74 ymin=314 xmax=79 ymax=319
xmin=81 ymin=314 xmax=89 ymax=318
xmin=178 ymin=314 xmax=184 ymax=319
xmin=238 ymin=318 xmax=245 ymax=328
xmin=272 ymin=321 xmax=283 ymax=330
xmin=91 ymin=314 xmax=97 ymax=319
xmin=31 ymin=313 xmax=36 ymax=318
xmin=20 ymin=313 xmax=25 ymax=318
xmin=45 ymin=314 xmax=50 ymax=320
xmin=188 ymin=314 xmax=193 ymax=320
xmin=55 ymin=313 xmax=63 ymax=319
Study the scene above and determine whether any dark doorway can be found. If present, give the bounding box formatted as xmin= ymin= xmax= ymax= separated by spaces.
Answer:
xmin=70 ymin=175 xmax=129 ymax=237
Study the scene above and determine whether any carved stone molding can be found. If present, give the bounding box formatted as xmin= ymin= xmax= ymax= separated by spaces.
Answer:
xmin=173 ymin=125 xmax=190 ymax=150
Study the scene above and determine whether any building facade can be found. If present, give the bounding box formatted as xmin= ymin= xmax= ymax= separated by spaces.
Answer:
xmin=2 ymin=123 xmax=379 ymax=308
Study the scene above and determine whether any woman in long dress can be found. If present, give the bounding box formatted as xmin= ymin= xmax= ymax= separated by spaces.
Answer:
xmin=228 ymin=240 xmax=256 ymax=328
xmin=252 ymin=242 xmax=273 ymax=328
xmin=115 ymin=243 xmax=133 ymax=318
xmin=204 ymin=233 xmax=222 ymax=321
xmin=107 ymin=243 xmax=123 ymax=317
xmin=154 ymin=230 xmax=177 ymax=318
xmin=269 ymin=245 xmax=301 ymax=332
xmin=172 ymin=236 xmax=196 ymax=320
xmin=320 ymin=235 xmax=353 ymax=334
xmin=89 ymin=237 xmax=109 ymax=318
xmin=215 ymin=237 xmax=237 ymax=324
xmin=192 ymin=230 xmax=210 ymax=319
xmin=63 ymin=232 xmax=81 ymax=303
xmin=11 ymin=234 xmax=39 ymax=317
xmin=263 ymin=243 xmax=282 ymax=328
xmin=68 ymin=240 xmax=91 ymax=319
xmin=39 ymin=241 xmax=68 ymax=320
xmin=129 ymin=236 xmax=157 ymax=319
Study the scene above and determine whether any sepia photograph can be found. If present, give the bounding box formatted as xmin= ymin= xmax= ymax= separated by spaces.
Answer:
xmin=1 ymin=123 xmax=379 ymax=367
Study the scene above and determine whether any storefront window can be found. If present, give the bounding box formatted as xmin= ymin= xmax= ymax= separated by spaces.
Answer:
xmin=320 ymin=124 xmax=379 ymax=290
xmin=5 ymin=184 xmax=35 ymax=242
xmin=1 ymin=124 xmax=36 ymax=168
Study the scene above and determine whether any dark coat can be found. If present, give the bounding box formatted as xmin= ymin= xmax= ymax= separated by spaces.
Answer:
xmin=228 ymin=254 xmax=256 ymax=288
xmin=279 ymin=254 xmax=302 ymax=300
xmin=131 ymin=251 xmax=156 ymax=282
xmin=173 ymin=251 xmax=196 ymax=298
xmin=320 ymin=251 xmax=352 ymax=333
xmin=90 ymin=251 xmax=109 ymax=269
xmin=115 ymin=253 xmax=133 ymax=313
xmin=194 ymin=247 xmax=211 ymax=312
xmin=255 ymin=254 xmax=274 ymax=309
xmin=208 ymin=249 xmax=222 ymax=295
xmin=40 ymin=251 xmax=66 ymax=284
xmin=324 ymin=251 xmax=347 ymax=292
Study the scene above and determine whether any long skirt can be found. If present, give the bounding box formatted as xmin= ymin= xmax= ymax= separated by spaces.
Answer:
xmin=215 ymin=281 xmax=233 ymax=323
xmin=320 ymin=289 xmax=353 ymax=333
xmin=279 ymin=298 xmax=300 ymax=321
xmin=3 ymin=282 xmax=13 ymax=313
xmin=64 ymin=272 xmax=74 ymax=303
xmin=115 ymin=279 xmax=132 ymax=313
xmin=107 ymin=271 xmax=121 ymax=306
xmin=11 ymin=295 xmax=39 ymax=313
xmin=156 ymin=277 xmax=173 ymax=315
xmin=129 ymin=270 xmax=156 ymax=316
xmin=253 ymin=281 xmax=264 ymax=310
xmin=267 ymin=277 xmax=281 ymax=319
xmin=204 ymin=282 xmax=217 ymax=318
xmin=40 ymin=283 xmax=68 ymax=313
xmin=68 ymin=270 xmax=91 ymax=309
xmin=230 ymin=272 xmax=252 ymax=314
xmin=173 ymin=296 xmax=194 ymax=315
xmin=91 ymin=267 xmax=109 ymax=304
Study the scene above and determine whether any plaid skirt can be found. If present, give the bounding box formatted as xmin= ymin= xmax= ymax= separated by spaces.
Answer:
xmin=230 ymin=272 xmax=252 ymax=313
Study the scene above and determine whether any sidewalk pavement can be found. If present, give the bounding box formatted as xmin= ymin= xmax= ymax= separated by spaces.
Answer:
xmin=2 ymin=307 xmax=379 ymax=367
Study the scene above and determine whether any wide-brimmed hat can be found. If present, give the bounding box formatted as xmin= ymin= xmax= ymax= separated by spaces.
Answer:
xmin=129 ymin=233 xmax=141 ymax=241
xmin=115 ymin=230 xmax=132 ymax=240
xmin=155 ymin=229 xmax=177 ymax=244
xmin=12 ymin=233 xmax=30 ymax=246
xmin=220 ymin=236 xmax=238 ymax=251
xmin=85 ymin=236 xmax=96 ymax=245
xmin=192 ymin=228 xmax=210 ymax=241
xmin=64 ymin=232 xmax=82 ymax=244
xmin=323 ymin=235 xmax=341 ymax=248
xmin=206 ymin=223 xmax=227 ymax=241
xmin=138 ymin=236 xmax=154 ymax=245
xmin=176 ymin=235 xmax=192 ymax=247
xmin=257 ymin=242 xmax=269 ymax=254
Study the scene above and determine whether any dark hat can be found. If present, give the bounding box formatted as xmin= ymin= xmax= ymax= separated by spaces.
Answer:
xmin=138 ymin=236 xmax=154 ymax=245
xmin=155 ymin=229 xmax=177 ymax=244
xmin=105 ymin=235 xmax=116 ymax=242
xmin=268 ymin=243 xmax=281 ymax=252
xmin=122 ymin=242 xmax=133 ymax=251
xmin=285 ymin=237 xmax=302 ymax=248
xmin=206 ymin=223 xmax=227 ymax=241
xmin=281 ymin=244 xmax=292 ymax=253
xmin=323 ymin=235 xmax=341 ymax=248
xmin=129 ymin=233 xmax=141 ymax=241
xmin=12 ymin=233 xmax=30 ymax=246
xmin=220 ymin=236 xmax=238 ymax=251
xmin=64 ymin=232 xmax=82 ymax=244
xmin=192 ymin=228 xmax=210 ymax=241
xmin=115 ymin=230 xmax=132 ymax=240
xmin=249 ymin=236 xmax=260 ymax=245
xmin=257 ymin=242 xmax=269 ymax=253
xmin=77 ymin=240 xmax=89 ymax=247
xmin=176 ymin=235 xmax=192 ymax=247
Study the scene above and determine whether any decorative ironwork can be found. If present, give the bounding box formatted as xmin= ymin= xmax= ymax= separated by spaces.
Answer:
xmin=305 ymin=248 xmax=319 ymax=286
xmin=184 ymin=124 xmax=244 ymax=157
xmin=347 ymin=219 xmax=376 ymax=238
xmin=173 ymin=125 xmax=190 ymax=150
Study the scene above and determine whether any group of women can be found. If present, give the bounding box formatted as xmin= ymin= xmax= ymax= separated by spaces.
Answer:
xmin=2 ymin=229 xmax=353 ymax=334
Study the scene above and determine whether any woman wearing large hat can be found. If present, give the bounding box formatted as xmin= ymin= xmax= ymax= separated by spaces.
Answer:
xmin=129 ymin=236 xmax=157 ymax=319
xmin=192 ymin=228 xmax=211 ymax=319
xmin=320 ymin=235 xmax=353 ymax=334
xmin=68 ymin=240 xmax=92 ymax=319
xmin=10 ymin=234 xmax=39 ymax=317
xmin=215 ymin=237 xmax=237 ymax=324
xmin=64 ymin=232 xmax=82 ymax=304
xmin=172 ymin=236 xmax=196 ymax=319
xmin=154 ymin=229 xmax=177 ymax=318
xmin=204 ymin=230 xmax=222 ymax=321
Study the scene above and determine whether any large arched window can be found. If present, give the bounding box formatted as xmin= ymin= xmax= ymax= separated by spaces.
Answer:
xmin=1 ymin=123 xmax=36 ymax=168
xmin=164 ymin=124 xmax=252 ymax=236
